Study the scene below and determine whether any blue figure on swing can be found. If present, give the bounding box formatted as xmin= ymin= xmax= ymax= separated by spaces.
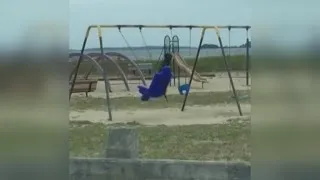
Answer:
xmin=137 ymin=53 xmax=172 ymax=101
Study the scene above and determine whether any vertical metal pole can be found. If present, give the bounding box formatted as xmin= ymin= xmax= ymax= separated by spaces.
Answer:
xmin=177 ymin=38 xmax=181 ymax=87
xmin=177 ymin=67 xmax=180 ymax=87
xmin=69 ymin=27 xmax=91 ymax=100
xmin=175 ymin=35 xmax=181 ymax=87
xmin=181 ymin=28 xmax=206 ymax=111
xmin=214 ymin=27 xmax=243 ymax=116
xmin=173 ymin=59 xmax=176 ymax=86
xmin=172 ymin=39 xmax=176 ymax=86
xmin=189 ymin=27 xmax=192 ymax=56
xmin=245 ymin=27 xmax=250 ymax=86
xmin=169 ymin=27 xmax=173 ymax=87
xmin=97 ymin=26 xmax=112 ymax=121
xmin=187 ymin=27 xmax=192 ymax=84
xmin=228 ymin=26 xmax=232 ymax=92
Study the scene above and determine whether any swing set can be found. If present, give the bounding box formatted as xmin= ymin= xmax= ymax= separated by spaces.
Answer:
xmin=69 ymin=24 xmax=251 ymax=121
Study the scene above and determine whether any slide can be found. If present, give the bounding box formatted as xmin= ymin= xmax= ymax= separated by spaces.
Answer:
xmin=172 ymin=53 xmax=208 ymax=83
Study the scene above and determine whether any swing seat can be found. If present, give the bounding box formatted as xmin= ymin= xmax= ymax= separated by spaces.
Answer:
xmin=178 ymin=84 xmax=190 ymax=95
xmin=138 ymin=66 xmax=172 ymax=101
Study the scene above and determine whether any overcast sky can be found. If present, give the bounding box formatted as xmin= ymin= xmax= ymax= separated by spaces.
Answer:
xmin=3 ymin=0 xmax=318 ymax=50
xmin=69 ymin=0 xmax=251 ymax=49
xmin=1 ymin=0 xmax=251 ymax=49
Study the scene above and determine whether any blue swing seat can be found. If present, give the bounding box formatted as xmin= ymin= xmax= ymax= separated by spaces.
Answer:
xmin=178 ymin=84 xmax=190 ymax=95
xmin=138 ymin=66 xmax=172 ymax=101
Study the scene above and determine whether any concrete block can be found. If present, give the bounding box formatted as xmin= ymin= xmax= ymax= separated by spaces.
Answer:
xmin=105 ymin=127 xmax=139 ymax=159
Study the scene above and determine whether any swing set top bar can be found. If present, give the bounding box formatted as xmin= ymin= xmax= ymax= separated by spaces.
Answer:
xmin=88 ymin=24 xmax=251 ymax=29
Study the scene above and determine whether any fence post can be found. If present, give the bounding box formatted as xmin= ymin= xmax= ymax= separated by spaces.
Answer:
xmin=105 ymin=127 xmax=139 ymax=159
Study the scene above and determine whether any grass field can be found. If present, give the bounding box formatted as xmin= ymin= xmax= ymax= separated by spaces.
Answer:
xmin=137 ymin=55 xmax=248 ymax=72
xmin=70 ymin=117 xmax=250 ymax=161
xmin=70 ymin=90 xmax=250 ymax=111
xmin=70 ymin=89 xmax=251 ymax=161
xmin=69 ymin=67 xmax=251 ymax=161
xmin=71 ymin=55 xmax=248 ymax=76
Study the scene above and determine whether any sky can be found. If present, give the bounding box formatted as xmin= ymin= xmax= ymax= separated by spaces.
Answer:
xmin=69 ymin=0 xmax=251 ymax=49
xmin=1 ymin=0 xmax=319 ymax=50
xmin=1 ymin=0 xmax=252 ymax=50
xmin=0 ymin=0 xmax=68 ymax=51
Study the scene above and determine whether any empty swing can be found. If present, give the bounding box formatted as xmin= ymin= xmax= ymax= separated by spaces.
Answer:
xmin=178 ymin=27 xmax=192 ymax=95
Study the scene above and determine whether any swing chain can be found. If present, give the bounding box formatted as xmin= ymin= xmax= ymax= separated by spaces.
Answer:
xmin=118 ymin=26 xmax=140 ymax=61
xmin=139 ymin=27 xmax=153 ymax=60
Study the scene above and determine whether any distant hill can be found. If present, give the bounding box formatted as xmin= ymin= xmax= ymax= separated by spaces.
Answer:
xmin=239 ymin=41 xmax=251 ymax=48
xmin=201 ymin=44 xmax=219 ymax=49
xmin=71 ymin=46 xmax=193 ymax=51
xmin=200 ymin=42 xmax=251 ymax=49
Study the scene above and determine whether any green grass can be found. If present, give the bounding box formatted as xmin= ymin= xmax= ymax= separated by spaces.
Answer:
xmin=137 ymin=55 xmax=248 ymax=72
xmin=70 ymin=90 xmax=250 ymax=111
xmin=69 ymin=117 xmax=251 ymax=161
xmin=71 ymin=55 xmax=248 ymax=76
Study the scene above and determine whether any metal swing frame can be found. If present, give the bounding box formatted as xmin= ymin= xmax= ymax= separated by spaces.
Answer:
xmin=70 ymin=24 xmax=250 ymax=121
xmin=180 ymin=27 xmax=243 ymax=116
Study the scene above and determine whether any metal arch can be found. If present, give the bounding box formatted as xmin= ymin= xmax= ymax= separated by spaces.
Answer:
xmin=69 ymin=52 xmax=92 ymax=80
xmin=105 ymin=52 xmax=147 ymax=86
xmin=69 ymin=53 xmax=112 ymax=92
xmin=68 ymin=53 xmax=112 ymax=121
xmin=87 ymin=53 xmax=130 ymax=91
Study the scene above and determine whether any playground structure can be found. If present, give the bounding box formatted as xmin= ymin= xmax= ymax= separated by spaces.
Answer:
xmin=69 ymin=24 xmax=251 ymax=121
xmin=69 ymin=52 xmax=147 ymax=92
xmin=157 ymin=35 xmax=208 ymax=88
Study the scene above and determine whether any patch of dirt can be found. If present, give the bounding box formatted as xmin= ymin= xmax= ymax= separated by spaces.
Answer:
xmin=69 ymin=104 xmax=251 ymax=126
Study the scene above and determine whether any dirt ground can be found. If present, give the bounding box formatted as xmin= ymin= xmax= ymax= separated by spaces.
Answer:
xmin=70 ymin=72 xmax=251 ymax=125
